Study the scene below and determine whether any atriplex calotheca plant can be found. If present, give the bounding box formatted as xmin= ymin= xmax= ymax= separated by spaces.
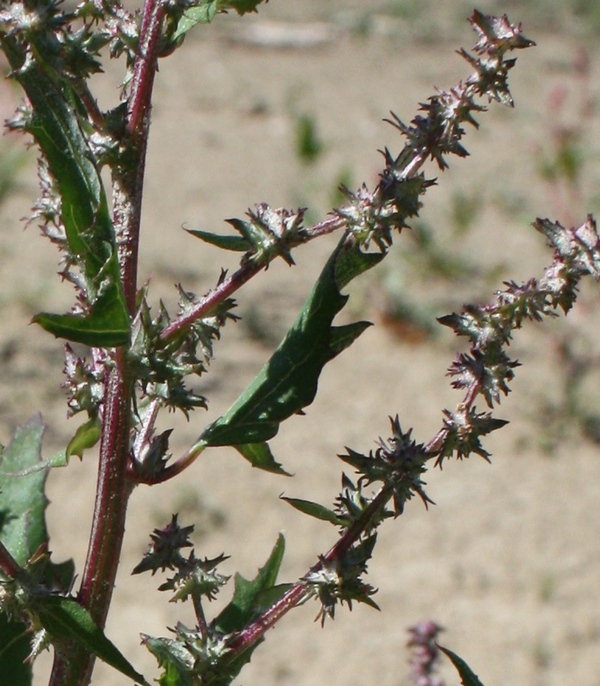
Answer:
xmin=0 ymin=3 xmax=597 ymax=686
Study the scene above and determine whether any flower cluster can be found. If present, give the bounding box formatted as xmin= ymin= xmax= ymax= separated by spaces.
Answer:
xmin=432 ymin=215 xmax=600 ymax=465
xmin=303 ymin=536 xmax=379 ymax=626
xmin=407 ymin=621 xmax=446 ymax=686
xmin=129 ymin=280 xmax=238 ymax=416
xmin=331 ymin=11 xmax=535 ymax=256
xmin=340 ymin=417 xmax=432 ymax=515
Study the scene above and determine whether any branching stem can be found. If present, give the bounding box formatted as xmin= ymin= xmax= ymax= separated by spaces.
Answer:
xmin=225 ymin=486 xmax=392 ymax=657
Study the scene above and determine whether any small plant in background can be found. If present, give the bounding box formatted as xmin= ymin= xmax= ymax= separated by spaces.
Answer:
xmin=374 ymin=195 xmax=489 ymax=345
xmin=0 ymin=4 xmax=598 ymax=686
xmin=535 ymin=47 xmax=595 ymax=228
xmin=527 ymin=45 xmax=600 ymax=453
xmin=407 ymin=621 xmax=446 ymax=686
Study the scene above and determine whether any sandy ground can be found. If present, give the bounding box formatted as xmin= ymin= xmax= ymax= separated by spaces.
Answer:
xmin=2 ymin=2 xmax=600 ymax=685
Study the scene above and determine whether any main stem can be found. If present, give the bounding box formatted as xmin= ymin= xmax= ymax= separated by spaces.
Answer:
xmin=48 ymin=2 xmax=164 ymax=685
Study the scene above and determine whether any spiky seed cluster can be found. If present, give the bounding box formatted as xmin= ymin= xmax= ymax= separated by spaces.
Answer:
xmin=63 ymin=344 xmax=106 ymax=418
xmin=304 ymin=535 xmax=379 ymax=626
xmin=133 ymin=515 xmax=229 ymax=605
xmin=332 ymin=11 xmax=534 ymax=255
xmin=336 ymin=177 xmax=433 ymax=252
xmin=339 ymin=416 xmax=432 ymax=516
xmin=136 ymin=516 xmax=233 ymax=682
xmin=333 ymin=473 xmax=392 ymax=532
xmin=227 ymin=203 xmax=306 ymax=267
xmin=437 ymin=407 xmax=508 ymax=464
xmin=129 ymin=282 xmax=238 ymax=416
xmin=434 ymin=216 xmax=600 ymax=465
xmin=159 ymin=553 xmax=230 ymax=603
xmin=133 ymin=514 xmax=194 ymax=575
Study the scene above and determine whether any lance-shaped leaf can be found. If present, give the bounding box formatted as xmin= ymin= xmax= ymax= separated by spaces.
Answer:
xmin=186 ymin=227 xmax=249 ymax=253
xmin=438 ymin=645 xmax=486 ymax=686
xmin=4 ymin=38 xmax=130 ymax=346
xmin=32 ymin=289 xmax=130 ymax=347
xmin=198 ymin=238 xmax=383 ymax=466
xmin=280 ymin=496 xmax=343 ymax=525
xmin=34 ymin=596 xmax=150 ymax=686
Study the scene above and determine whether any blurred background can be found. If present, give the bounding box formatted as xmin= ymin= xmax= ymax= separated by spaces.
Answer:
xmin=2 ymin=2 xmax=600 ymax=684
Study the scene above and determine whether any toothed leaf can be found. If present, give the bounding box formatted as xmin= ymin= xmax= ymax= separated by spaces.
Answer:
xmin=198 ymin=240 xmax=382 ymax=462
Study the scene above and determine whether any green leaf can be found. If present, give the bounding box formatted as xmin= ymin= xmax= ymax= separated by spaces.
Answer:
xmin=173 ymin=1 xmax=219 ymax=40
xmin=0 ymin=617 xmax=32 ymax=686
xmin=173 ymin=0 xmax=268 ymax=38
xmin=0 ymin=416 xmax=49 ymax=568
xmin=199 ymin=239 xmax=383 ymax=456
xmin=35 ymin=596 xmax=150 ymax=686
xmin=280 ymin=496 xmax=342 ymax=525
xmin=233 ymin=442 xmax=290 ymax=476
xmin=186 ymin=228 xmax=250 ymax=252
xmin=438 ymin=645 xmax=486 ymax=686
xmin=3 ymin=38 xmax=130 ymax=346
xmin=32 ymin=285 xmax=130 ymax=347
xmin=66 ymin=417 xmax=101 ymax=460
xmin=142 ymin=635 xmax=195 ymax=686
xmin=216 ymin=534 xmax=285 ymax=634
xmin=0 ymin=417 xmax=73 ymax=686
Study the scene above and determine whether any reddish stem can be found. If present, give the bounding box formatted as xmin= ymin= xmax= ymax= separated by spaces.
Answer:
xmin=160 ymin=215 xmax=346 ymax=342
xmin=49 ymin=2 xmax=165 ymax=684
xmin=136 ymin=442 xmax=204 ymax=485
xmin=225 ymin=486 xmax=391 ymax=656
xmin=0 ymin=540 xmax=22 ymax=580
xmin=160 ymin=261 xmax=260 ymax=342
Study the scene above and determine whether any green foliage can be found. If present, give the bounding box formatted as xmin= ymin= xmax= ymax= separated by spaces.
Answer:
xmin=1 ymin=4 xmax=595 ymax=686
xmin=0 ymin=418 xmax=143 ymax=684
xmin=199 ymin=239 xmax=383 ymax=467
xmin=438 ymin=645 xmax=486 ymax=686
xmin=1 ymin=35 xmax=129 ymax=346
xmin=0 ymin=417 xmax=66 ymax=686
xmin=215 ymin=534 xmax=285 ymax=634
xmin=143 ymin=535 xmax=287 ymax=686
xmin=295 ymin=113 xmax=324 ymax=165
xmin=172 ymin=0 xmax=270 ymax=41
xmin=0 ymin=417 xmax=74 ymax=686
xmin=0 ymin=417 xmax=49 ymax=567
xmin=34 ymin=596 xmax=150 ymax=686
